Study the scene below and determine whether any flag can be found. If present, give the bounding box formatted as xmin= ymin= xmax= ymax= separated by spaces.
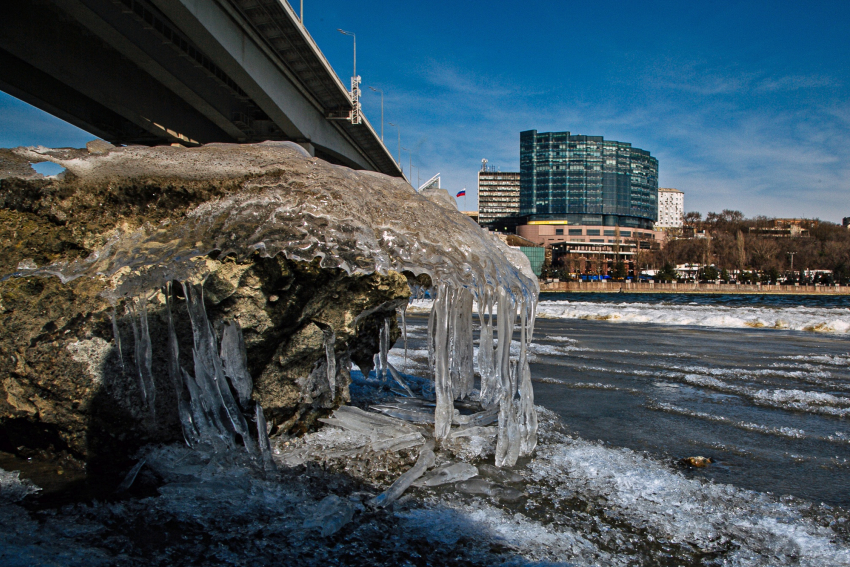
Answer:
xmin=456 ymin=190 xmax=466 ymax=197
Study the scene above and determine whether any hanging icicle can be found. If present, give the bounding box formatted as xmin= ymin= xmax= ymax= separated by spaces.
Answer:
xmin=127 ymin=296 xmax=156 ymax=419
xmin=432 ymin=284 xmax=453 ymax=439
xmin=477 ymin=289 xmax=498 ymax=408
xmin=110 ymin=308 xmax=125 ymax=372
xmin=399 ymin=304 xmax=408 ymax=374
xmin=322 ymin=327 xmax=337 ymax=400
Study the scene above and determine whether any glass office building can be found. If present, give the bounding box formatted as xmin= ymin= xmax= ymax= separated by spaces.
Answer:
xmin=519 ymin=130 xmax=658 ymax=229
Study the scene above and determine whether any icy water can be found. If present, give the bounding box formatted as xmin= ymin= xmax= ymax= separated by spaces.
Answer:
xmin=402 ymin=293 xmax=850 ymax=507
xmin=528 ymin=293 xmax=850 ymax=506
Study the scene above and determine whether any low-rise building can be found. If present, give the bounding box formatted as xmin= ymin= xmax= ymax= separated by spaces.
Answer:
xmin=517 ymin=222 xmax=662 ymax=249
xmin=551 ymin=241 xmax=636 ymax=278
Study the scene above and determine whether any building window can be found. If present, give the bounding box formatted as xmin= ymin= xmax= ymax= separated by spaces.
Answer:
xmin=569 ymin=229 xmax=583 ymax=235
xmin=555 ymin=229 xmax=564 ymax=235
xmin=586 ymin=229 xmax=601 ymax=236
xmin=603 ymin=230 xmax=616 ymax=236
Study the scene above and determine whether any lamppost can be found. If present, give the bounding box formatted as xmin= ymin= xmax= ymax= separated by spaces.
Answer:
xmin=337 ymin=28 xmax=356 ymax=78
xmin=368 ymin=86 xmax=383 ymax=141
xmin=388 ymin=121 xmax=401 ymax=166
xmin=401 ymin=146 xmax=412 ymax=182
xmin=410 ymin=163 xmax=419 ymax=189
xmin=300 ymin=0 xmax=303 ymax=24
xmin=337 ymin=29 xmax=361 ymax=124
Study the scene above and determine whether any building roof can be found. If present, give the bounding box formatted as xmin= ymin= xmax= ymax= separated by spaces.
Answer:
xmin=658 ymin=187 xmax=683 ymax=193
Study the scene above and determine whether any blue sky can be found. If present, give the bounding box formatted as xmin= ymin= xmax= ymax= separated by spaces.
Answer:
xmin=2 ymin=0 xmax=848 ymax=221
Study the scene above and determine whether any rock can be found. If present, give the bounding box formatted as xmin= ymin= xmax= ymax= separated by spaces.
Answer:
xmin=0 ymin=145 xmax=410 ymax=471
xmin=678 ymin=456 xmax=713 ymax=468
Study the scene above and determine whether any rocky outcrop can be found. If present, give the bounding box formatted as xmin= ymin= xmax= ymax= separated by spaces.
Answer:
xmin=0 ymin=145 xmax=408 ymax=469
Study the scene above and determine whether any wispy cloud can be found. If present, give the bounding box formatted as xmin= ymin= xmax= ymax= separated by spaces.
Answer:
xmin=370 ymin=59 xmax=850 ymax=221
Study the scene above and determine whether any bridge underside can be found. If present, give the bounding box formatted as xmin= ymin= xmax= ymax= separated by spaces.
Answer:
xmin=0 ymin=0 xmax=401 ymax=176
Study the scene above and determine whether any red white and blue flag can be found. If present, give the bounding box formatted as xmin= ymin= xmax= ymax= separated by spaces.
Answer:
xmin=456 ymin=190 xmax=466 ymax=197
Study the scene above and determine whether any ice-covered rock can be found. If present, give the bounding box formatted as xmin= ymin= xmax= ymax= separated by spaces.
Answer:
xmin=1 ymin=141 xmax=539 ymax=469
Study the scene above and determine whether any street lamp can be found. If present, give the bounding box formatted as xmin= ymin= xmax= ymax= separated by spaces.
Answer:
xmin=401 ymin=146 xmax=413 ymax=182
xmin=388 ymin=122 xmax=401 ymax=166
xmin=337 ymin=29 xmax=356 ymax=78
xmin=337 ymin=29 xmax=361 ymax=124
xmin=410 ymin=163 xmax=419 ymax=189
xmin=368 ymin=86 xmax=383 ymax=141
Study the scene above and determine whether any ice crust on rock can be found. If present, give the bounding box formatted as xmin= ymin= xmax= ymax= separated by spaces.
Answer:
xmin=8 ymin=142 xmax=540 ymax=468
xmin=0 ymin=469 xmax=40 ymax=502
xmin=302 ymin=494 xmax=356 ymax=537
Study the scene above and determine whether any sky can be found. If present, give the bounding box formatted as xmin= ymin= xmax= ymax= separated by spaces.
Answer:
xmin=2 ymin=0 xmax=849 ymax=221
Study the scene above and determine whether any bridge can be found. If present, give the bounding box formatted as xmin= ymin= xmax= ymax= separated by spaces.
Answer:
xmin=0 ymin=0 xmax=402 ymax=177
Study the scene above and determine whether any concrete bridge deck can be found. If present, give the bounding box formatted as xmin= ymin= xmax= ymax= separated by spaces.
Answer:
xmin=0 ymin=0 xmax=402 ymax=176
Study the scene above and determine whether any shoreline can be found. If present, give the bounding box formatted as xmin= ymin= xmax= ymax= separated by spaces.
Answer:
xmin=540 ymin=281 xmax=850 ymax=295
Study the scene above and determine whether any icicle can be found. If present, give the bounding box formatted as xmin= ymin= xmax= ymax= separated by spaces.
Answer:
xmin=494 ymin=287 xmax=520 ymax=467
xmin=399 ymin=304 xmax=408 ymax=374
xmin=181 ymin=366 xmax=231 ymax=451
xmin=128 ymin=297 xmax=156 ymax=417
xmin=451 ymin=287 xmax=474 ymax=400
xmin=182 ymin=282 xmax=257 ymax=455
xmin=379 ymin=317 xmax=390 ymax=383
xmin=110 ymin=308 xmax=125 ymax=371
xmin=447 ymin=287 xmax=460 ymax=396
xmin=518 ymin=294 xmax=538 ymax=455
xmin=165 ymin=282 xmax=200 ymax=446
xmin=426 ymin=296 xmax=437 ymax=380
xmin=256 ymin=404 xmax=276 ymax=472
xmin=432 ymin=284 xmax=453 ymax=439
xmin=321 ymin=327 xmax=337 ymax=400
xmin=477 ymin=289 xmax=498 ymax=407
xmin=220 ymin=321 xmax=253 ymax=409
xmin=386 ymin=362 xmax=416 ymax=397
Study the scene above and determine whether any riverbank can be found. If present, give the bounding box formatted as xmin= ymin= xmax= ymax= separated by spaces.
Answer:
xmin=541 ymin=280 xmax=850 ymax=294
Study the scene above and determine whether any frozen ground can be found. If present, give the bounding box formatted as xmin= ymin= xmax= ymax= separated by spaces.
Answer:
xmin=1 ymin=373 xmax=848 ymax=566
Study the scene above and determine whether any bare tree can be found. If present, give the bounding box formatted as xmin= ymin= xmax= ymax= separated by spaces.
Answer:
xmin=736 ymin=231 xmax=746 ymax=271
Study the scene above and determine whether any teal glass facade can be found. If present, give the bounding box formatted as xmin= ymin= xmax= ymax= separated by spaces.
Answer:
xmin=519 ymin=130 xmax=658 ymax=229
xmin=518 ymin=247 xmax=545 ymax=276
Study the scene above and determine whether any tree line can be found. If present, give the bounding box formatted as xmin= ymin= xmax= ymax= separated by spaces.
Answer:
xmin=647 ymin=210 xmax=850 ymax=284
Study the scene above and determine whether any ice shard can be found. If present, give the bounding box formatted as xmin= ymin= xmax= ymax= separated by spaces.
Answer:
xmin=370 ymin=440 xmax=436 ymax=508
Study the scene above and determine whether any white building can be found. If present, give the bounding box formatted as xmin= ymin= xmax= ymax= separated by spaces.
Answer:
xmin=655 ymin=187 xmax=684 ymax=229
